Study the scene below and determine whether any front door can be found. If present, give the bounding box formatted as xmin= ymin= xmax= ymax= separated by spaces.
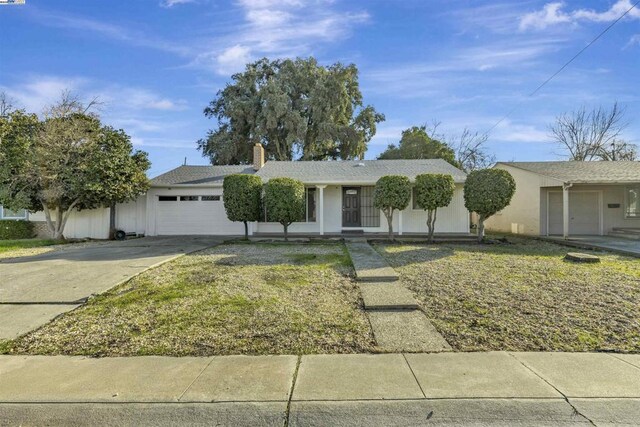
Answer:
xmin=342 ymin=187 xmax=361 ymax=227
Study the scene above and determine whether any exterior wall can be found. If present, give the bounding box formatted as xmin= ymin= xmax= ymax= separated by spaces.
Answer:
xmin=485 ymin=164 xmax=562 ymax=235
xmin=404 ymin=185 xmax=469 ymax=233
xmin=27 ymin=196 xmax=146 ymax=239
xmin=540 ymin=184 xmax=640 ymax=235
xmin=29 ymin=208 xmax=111 ymax=239
xmin=19 ymin=180 xmax=470 ymax=239
xmin=116 ymin=196 xmax=147 ymax=235
xmin=256 ymin=184 xmax=468 ymax=235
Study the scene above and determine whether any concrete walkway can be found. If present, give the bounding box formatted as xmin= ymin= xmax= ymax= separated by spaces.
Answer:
xmin=0 ymin=352 xmax=639 ymax=425
xmin=0 ymin=236 xmax=222 ymax=339
xmin=543 ymin=235 xmax=640 ymax=258
xmin=345 ymin=240 xmax=451 ymax=352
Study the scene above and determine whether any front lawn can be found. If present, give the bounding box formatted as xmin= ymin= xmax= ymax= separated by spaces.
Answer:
xmin=2 ymin=242 xmax=375 ymax=356
xmin=0 ymin=239 xmax=63 ymax=257
xmin=375 ymin=237 xmax=640 ymax=353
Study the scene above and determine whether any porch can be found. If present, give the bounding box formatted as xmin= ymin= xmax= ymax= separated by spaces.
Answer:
xmin=540 ymin=183 xmax=640 ymax=238
xmin=252 ymin=183 xmax=469 ymax=236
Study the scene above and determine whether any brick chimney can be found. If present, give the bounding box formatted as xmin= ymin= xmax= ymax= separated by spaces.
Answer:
xmin=253 ymin=143 xmax=265 ymax=171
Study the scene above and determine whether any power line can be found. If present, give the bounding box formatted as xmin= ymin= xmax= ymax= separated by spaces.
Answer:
xmin=483 ymin=0 xmax=640 ymax=137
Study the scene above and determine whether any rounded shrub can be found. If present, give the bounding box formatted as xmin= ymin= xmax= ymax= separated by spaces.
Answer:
xmin=223 ymin=174 xmax=263 ymax=239
xmin=464 ymin=169 xmax=516 ymax=242
xmin=263 ymin=177 xmax=305 ymax=241
xmin=373 ymin=175 xmax=411 ymax=240
xmin=414 ymin=173 xmax=455 ymax=242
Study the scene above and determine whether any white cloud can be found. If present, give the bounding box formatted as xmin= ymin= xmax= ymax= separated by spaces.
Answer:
xmin=193 ymin=0 xmax=369 ymax=75
xmin=492 ymin=120 xmax=549 ymax=143
xmin=110 ymin=87 xmax=188 ymax=111
xmin=1 ymin=76 xmax=88 ymax=113
xmin=160 ymin=0 xmax=196 ymax=8
xmin=2 ymin=75 xmax=187 ymax=116
xmin=519 ymin=2 xmax=571 ymax=31
xmin=627 ymin=34 xmax=640 ymax=47
xmin=215 ymin=45 xmax=253 ymax=75
xmin=29 ymin=9 xmax=189 ymax=56
xmin=520 ymin=0 xmax=640 ymax=31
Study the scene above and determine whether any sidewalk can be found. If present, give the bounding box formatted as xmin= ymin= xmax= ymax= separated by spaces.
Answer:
xmin=1 ymin=352 xmax=639 ymax=425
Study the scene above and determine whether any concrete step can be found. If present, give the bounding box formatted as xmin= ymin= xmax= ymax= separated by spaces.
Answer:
xmin=359 ymin=282 xmax=420 ymax=310
xmin=611 ymin=227 xmax=640 ymax=234
xmin=608 ymin=231 xmax=640 ymax=240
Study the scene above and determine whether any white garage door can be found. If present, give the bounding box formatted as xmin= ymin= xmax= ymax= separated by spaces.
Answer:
xmin=548 ymin=192 xmax=600 ymax=235
xmin=155 ymin=195 xmax=244 ymax=235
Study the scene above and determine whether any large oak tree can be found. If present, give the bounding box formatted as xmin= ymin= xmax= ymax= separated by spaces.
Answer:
xmin=198 ymin=57 xmax=385 ymax=164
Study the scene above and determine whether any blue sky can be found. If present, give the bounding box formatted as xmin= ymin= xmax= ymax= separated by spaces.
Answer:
xmin=1 ymin=0 xmax=639 ymax=176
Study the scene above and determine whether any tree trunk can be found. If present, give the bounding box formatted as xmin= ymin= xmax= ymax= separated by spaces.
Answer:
xmin=283 ymin=223 xmax=288 ymax=242
xmin=477 ymin=214 xmax=486 ymax=243
xmin=426 ymin=209 xmax=437 ymax=243
xmin=42 ymin=200 xmax=79 ymax=241
xmin=385 ymin=209 xmax=394 ymax=241
xmin=243 ymin=221 xmax=249 ymax=240
xmin=109 ymin=202 xmax=116 ymax=240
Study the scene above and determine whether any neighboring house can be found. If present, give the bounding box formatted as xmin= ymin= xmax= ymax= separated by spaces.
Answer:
xmin=485 ymin=161 xmax=640 ymax=238
xmin=23 ymin=144 xmax=470 ymax=238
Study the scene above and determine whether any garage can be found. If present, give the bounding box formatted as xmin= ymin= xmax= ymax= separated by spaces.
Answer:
xmin=548 ymin=191 xmax=601 ymax=235
xmin=155 ymin=194 xmax=244 ymax=235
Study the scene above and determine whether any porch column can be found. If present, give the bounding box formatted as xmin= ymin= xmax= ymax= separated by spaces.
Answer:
xmin=317 ymin=185 xmax=326 ymax=235
xmin=562 ymin=183 xmax=571 ymax=239
xmin=398 ymin=210 xmax=403 ymax=235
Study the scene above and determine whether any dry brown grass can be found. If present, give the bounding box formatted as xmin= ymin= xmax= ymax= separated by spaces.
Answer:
xmin=376 ymin=237 xmax=640 ymax=353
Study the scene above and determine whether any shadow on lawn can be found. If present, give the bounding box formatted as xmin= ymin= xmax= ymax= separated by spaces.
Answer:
xmin=371 ymin=237 xmax=596 ymax=268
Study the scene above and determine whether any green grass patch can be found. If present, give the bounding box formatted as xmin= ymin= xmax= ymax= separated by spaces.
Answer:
xmin=0 ymin=239 xmax=63 ymax=254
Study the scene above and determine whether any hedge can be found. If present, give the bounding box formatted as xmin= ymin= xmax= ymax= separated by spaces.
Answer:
xmin=0 ymin=220 xmax=35 ymax=240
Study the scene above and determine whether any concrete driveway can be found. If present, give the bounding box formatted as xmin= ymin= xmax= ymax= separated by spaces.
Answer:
xmin=0 ymin=236 xmax=223 ymax=339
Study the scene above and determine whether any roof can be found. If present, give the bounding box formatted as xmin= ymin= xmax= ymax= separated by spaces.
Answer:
xmin=255 ymin=159 xmax=466 ymax=184
xmin=150 ymin=159 xmax=466 ymax=186
xmin=150 ymin=165 xmax=254 ymax=186
xmin=498 ymin=161 xmax=640 ymax=184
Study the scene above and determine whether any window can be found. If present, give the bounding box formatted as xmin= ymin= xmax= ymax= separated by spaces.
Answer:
xmin=158 ymin=196 xmax=178 ymax=201
xmin=360 ymin=186 xmax=380 ymax=227
xmin=626 ymin=186 xmax=640 ymax=218
xmin=201 ymin=195 xmax=221 ymax=201
xmin=180 ymin=196 xmax=199 ymax=201
xmin=1 ymin=207 xmax=27 ymax=219
xmin=306 ymin=188 xmax=317 ymax=222
xmin=412 ymin=188 xmax=420 ymax=210
xmin=261 ymin=187 xmax=317 ymax=222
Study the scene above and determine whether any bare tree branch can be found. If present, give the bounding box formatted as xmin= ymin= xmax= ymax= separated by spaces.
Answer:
xmin=0 ymin=91 xmax=17 ymax=116
xmin=549 ymin=102 xmax=633 ymax=161
xmin=43 ymin=90 xmax=103 ymax=119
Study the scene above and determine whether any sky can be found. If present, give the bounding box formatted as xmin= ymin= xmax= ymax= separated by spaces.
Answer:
xmin=1 ymin=0 xmax=639 ymax=177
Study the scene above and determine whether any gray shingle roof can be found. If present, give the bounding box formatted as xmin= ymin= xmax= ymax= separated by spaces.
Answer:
xmin=500 ymin=161 xmax=640 ymax=184
xmin=255 ymin=159 xmax=466 ymax=184
xmin=150 ymin=159 xmax=467 ymax=186
xmin=150 ymin=165 xmax=254 ymax=185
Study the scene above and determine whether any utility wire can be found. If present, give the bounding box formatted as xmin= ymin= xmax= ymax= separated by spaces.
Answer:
xmin=483 ymin=0 xmax=640 ymax=137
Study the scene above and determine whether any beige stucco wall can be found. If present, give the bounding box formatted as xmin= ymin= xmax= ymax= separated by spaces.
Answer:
xmin=484 ymin=164 xmax=562 ymax=235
